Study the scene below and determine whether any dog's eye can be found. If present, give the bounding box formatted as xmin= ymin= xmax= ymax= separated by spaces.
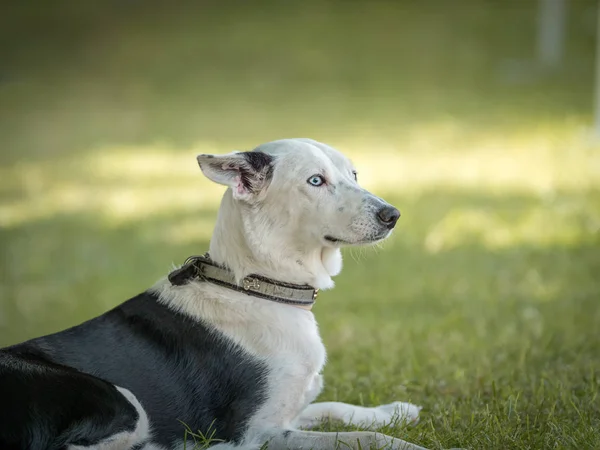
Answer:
xmin=307 ymin=175 xmax=325 ymax=186
xmin=352 ymin=171 xmax=357 ymax=181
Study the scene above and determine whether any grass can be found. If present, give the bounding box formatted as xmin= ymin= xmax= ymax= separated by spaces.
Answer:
xmin=1 ymin=1 xmax=599 ymax=449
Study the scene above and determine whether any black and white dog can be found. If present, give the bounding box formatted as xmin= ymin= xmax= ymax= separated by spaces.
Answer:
xmin=0 ymin=139 xmax=428 ymax=450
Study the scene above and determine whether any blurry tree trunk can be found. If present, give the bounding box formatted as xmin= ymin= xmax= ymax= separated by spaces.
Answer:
xmin=594 ymin=0 xmax=600 ymax=137
xmin=536 ymin=0 xmax=567 ymax=69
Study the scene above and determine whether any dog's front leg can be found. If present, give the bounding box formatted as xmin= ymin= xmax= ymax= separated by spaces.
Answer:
xmin=293 ymin=401 xmax=421 ymax=430
xmin=263 ymin=429 xmax=428 ymax=450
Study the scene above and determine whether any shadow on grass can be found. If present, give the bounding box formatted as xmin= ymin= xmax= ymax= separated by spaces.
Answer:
xmin=0 ymin=209 xmax=212 ymax=345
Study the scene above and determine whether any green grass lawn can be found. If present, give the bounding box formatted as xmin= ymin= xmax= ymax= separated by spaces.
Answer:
xmin=1 ymin=2 xmax=599 ymax=449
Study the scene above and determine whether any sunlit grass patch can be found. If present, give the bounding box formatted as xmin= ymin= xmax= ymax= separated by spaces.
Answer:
xmin=2 ymin=119 xmax=598 ymax=231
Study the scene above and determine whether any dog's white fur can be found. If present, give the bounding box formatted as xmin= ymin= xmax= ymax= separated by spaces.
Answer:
xmin=151 ymin=139 xmax=425 ymax=449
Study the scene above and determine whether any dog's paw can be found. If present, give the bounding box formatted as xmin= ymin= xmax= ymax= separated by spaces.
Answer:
xmin=348 ymin=401 xmax=421 ymax=430
xmin=375 ymin=401 xmax=421 ymax=425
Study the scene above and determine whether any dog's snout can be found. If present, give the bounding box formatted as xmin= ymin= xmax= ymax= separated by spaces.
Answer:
xmin=377 ymin=206 xmax=400 ymax=229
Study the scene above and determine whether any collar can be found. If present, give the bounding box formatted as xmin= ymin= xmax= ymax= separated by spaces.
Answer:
xmin=168 ymin=253 xmax=318 ymax=311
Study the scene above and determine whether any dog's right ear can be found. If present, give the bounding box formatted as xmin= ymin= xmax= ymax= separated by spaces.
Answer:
xmin=196 ymin=151 xmax=274 ymax=202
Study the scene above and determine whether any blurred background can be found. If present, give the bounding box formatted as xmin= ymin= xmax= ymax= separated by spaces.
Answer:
xmin=1 ymin=1 xmax=599 ymax=447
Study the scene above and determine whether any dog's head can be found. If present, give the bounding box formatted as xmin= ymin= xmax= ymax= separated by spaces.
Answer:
xmin=196 ymin=138 xmax=399 ymax=288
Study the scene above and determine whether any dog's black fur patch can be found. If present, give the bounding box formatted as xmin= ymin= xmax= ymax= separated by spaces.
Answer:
xmin=0 ymin=292 xmax=269 ymax=449
xmin=241 ymin=151 xmax=274 ymax=193
xmin=243 ymin=151 xmax=273 ymax=173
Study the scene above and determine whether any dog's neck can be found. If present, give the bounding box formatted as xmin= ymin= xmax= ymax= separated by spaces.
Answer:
xmin=208 ymin=192 xmax=342 ymax=291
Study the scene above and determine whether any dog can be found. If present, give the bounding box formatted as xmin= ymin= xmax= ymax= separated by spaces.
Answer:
xmin=0 ymin=138 xmax=428 ymax=450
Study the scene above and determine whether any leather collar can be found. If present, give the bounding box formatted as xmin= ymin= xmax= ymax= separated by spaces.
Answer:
xmin=168 ymin=253 xmax=318 ymax=310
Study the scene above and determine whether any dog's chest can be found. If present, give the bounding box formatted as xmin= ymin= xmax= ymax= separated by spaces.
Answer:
xmin=207 ymin=300 xmax=326 ymax=426
xmin=243 ymin=310 xmax=327 ymax=428
xmin=220 ymin=304 xmax=326 ymax=379
xmin=154 ymin=281 xmax=327 ymax=427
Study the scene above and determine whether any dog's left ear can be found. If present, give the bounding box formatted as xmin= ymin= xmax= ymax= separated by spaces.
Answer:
xmin=196 ymin=151 xmax=274 ymax=201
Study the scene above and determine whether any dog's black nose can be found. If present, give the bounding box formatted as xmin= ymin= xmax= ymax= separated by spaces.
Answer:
xmin=377 ymin=206 xmax=400 ymax=229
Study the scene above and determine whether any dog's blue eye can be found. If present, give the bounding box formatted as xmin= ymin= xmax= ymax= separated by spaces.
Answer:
xmin=307 ymin=175 xmax=325 ymax=186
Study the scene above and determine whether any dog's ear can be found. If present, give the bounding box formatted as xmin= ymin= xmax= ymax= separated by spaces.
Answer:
xmin=196 ymin=151 xmax=274 ymax=201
